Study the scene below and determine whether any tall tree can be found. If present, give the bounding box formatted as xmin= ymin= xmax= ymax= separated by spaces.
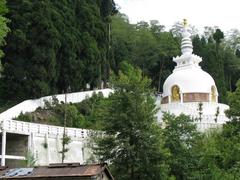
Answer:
xmin=94 ymin=62 xmax=170 ymax=180
xmin=110 ymin=13 xmax=136 ymax=72
xmin=193 ymin=28 xmax=240 ymax=102
xmin=1 ymin=0 xmax=116 ymax=100
xmin=226 ymin=80 xmax=240 ymax=118
xmin=0 ymin=0 xmax=9 ymax=101
xmin=162 ymin=113 xmax=200 ymax=179
xmin=0 ymin=0 xmax=9 ymax=61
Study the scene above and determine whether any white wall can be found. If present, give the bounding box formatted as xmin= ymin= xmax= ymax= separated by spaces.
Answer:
xmin=33 ymin=135 xmax=89 ymax=165
xmin=0 ymin=119 xmax=95 ymax=166
xmin=0 ymin=89 xmax=113 ymax=121
xmin=0 ymin=89 xmax=113 ymax=166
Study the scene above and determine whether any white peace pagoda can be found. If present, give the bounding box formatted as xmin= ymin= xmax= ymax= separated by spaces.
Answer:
xmin=157 ymin=20 xmax=229 ymax=131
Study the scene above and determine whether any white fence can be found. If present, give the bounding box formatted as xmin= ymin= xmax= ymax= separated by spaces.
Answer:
xmin=0 ymin=89 xmax=113 ymax=121
xmin=157 ymin=102 xmax=230 ymax=129
xmin=160 ymin=102 xmax=229 ymax=115
xmin=0 ymin=119 xmax=90 ymax=139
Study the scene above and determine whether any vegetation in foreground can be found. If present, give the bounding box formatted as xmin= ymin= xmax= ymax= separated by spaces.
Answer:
xmin=1 ymin=1 xmax=240 ymax=179
xmin=9 ymin=61 xmax=240 ymax=180
xmin=92 ymin=63 xmax=240 ymax=180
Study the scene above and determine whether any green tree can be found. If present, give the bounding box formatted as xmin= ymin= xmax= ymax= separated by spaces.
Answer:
xmin=226 ymin=80 xmax=240 ymax=118
xmin=1 ymin=0 xmax=115 ymax=101
xmin=0 ymin=0 xmax=9 ymax=103
xmin=190 ymin=82 xmax=240 ymax=179
xmin=213 ymin=29 xmax=224 ymax=46
xmin=94 ymin=62 xmax=170 ymax=180
xmin=133 ymin=21 xmax=179 ymax=91
xmin=162 ymin=113 xmax=200 ymax=180
xmin=110 ymin=13 xmax=137 ymax=72
xmin=192 ymin=130 xmax=240 ymax=180
xmin=192 ymin=29 xmax=240 ymax=102
xmin=0 ymin=0 xmax=9 ymax=61
xmin=110 ymin=15 xmax=179 ymax=92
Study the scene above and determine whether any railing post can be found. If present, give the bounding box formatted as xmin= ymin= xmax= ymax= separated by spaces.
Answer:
xmin=1 ymin=130 xmax=6 ymax=166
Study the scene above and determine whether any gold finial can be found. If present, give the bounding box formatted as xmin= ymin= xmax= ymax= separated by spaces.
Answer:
xmin=183 ymin=19 xmax=187 ymax=27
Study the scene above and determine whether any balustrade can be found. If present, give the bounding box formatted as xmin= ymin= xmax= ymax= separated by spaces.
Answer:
xmin=0 ymin=119 xmax=89 ymax=139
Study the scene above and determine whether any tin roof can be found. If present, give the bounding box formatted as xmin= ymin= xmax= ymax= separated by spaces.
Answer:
xmin=0 ymin=163 xmax=114 ymax=179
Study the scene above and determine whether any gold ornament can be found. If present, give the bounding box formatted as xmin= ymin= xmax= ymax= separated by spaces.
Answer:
xmin=183 ymin=19 xmax=187 ymax=28
xmin=171 ymin=85 xmax=180 ymax=101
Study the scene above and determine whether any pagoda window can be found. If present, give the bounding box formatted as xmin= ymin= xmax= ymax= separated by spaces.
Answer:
xmin=171 ymin=85 xmax=180 ymax=102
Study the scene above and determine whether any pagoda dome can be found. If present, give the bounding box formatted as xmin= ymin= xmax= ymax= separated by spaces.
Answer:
xmin=162 ymin=65 xmax=217 ymax=97
xmin=161 ymin=20 xmax=218 ymax=104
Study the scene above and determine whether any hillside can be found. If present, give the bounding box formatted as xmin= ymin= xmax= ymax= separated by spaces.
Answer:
xmin=15 ymin=92 xmax=105 ymax=130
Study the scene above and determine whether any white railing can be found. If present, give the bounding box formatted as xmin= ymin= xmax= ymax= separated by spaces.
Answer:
xmin=181 ymin=102 xmax=229 ymax=115
xmin=0 ymin=119 xmax=90 ymax=139
xmin=157 ymin=102 xmax=230 ymax=127
xmin=191 ymin=114 xmax=228 ymax=124
xmin=160 ymin=102 xmax=229 ymax=116
xmin=196 ymin=122 xmax=222 ymax=132
xmin=0 ymin=155 xmax=25 ymax=160
xmin=0 ymin=89 xmax=113 ymax=121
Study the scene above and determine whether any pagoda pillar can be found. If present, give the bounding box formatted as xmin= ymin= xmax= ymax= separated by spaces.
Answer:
xmin=180 ymin=93 xmax=183 ymax=103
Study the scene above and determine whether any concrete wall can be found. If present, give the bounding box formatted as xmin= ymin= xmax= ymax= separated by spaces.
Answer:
xmin=1 ymin=133 xmax=92 ymax=167
xmin=0 ymin=119 xmax=95 ymax=167
xmin=33 ymin=135 xmax=90 ymax=166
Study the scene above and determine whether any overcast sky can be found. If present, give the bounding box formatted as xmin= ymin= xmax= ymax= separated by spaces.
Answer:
xmin=115 ymin=0 xmax=240 ymax=32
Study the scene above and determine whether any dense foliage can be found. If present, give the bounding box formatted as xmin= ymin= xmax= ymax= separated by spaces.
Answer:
xmin=0 ymin=2 xmax=240 ymax=103
xmin=189 ymin=82 xmax=240 ymax=179
xmin=93 ymin=62 xmax=170 ymax=180
xmin=16 ymin=63 xmax=240 ymax=179
xmin=92 ymin=63 xmax=240 ymax=179
xmin=1 ymin=0 xmax=116 ymax=101
xmin=110 ymin=15 xmax=179 ymax=92
xmin=0 ymin=0 xmax=9 ymax=62
xmin=162 ymin=113 xmax=201 ymax=179
xmin=226 ymin=80 xmax=240 ymax=118
xmin=16 ymin=92 xmax=105 ymax=130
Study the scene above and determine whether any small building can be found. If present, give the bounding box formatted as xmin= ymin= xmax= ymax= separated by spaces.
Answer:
xmin=0 ymin=163 xmax=114 ymax=180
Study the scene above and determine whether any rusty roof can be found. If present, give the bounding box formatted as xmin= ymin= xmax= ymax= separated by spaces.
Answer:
xmin=0 ymin=163 xmax=114 ymax=179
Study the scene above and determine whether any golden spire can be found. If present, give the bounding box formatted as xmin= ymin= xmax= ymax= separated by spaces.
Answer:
xmin=181 ymin=19 xmax=193 ymax=55
xmin=183 ymin=19 xmax=187 ymax=28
